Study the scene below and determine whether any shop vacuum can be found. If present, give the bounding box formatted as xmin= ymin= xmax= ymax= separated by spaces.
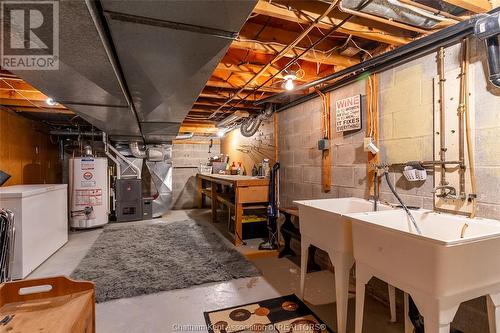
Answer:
xmin=259 ymin=162 xmax=280 ymax=251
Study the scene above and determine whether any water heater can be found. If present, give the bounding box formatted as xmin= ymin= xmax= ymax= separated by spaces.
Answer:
xmin=69 ymin=157 xmax=108 ymax=228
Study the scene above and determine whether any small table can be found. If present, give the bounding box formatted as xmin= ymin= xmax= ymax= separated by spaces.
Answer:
xmin=197 ymin=174 xmax=269 ymax=246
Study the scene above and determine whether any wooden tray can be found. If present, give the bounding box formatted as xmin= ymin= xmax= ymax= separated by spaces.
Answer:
xmin=0 ymin=276 xmax=95 ymax=333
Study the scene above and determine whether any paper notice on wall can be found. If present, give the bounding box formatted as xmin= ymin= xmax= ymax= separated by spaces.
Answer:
xmin=335 ymin=94 xmax=362 ymax=132
xmin=75 ymin=189 xmax=102 ymax=206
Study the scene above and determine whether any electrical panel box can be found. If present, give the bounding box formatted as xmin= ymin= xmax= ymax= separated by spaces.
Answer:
xmin=317 ymin=139 xmax=330 ymax=151
xmin=116 ymin=178 xmax=142 ymax=222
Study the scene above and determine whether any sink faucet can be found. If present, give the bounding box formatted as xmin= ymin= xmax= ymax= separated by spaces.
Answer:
xmin=433 ymin=185 xmax=458 ymax=198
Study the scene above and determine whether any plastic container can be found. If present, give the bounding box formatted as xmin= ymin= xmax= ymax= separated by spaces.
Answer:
xmin=403 ymin=166 xmax=427 ymax=182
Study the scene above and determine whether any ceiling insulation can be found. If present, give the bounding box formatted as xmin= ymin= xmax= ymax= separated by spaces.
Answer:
xmin=341 ymin=0 xmax=450 ymax=29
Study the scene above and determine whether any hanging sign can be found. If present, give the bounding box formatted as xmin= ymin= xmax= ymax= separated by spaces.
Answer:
xmin=335 ymin=94 xmax=362 ymax=132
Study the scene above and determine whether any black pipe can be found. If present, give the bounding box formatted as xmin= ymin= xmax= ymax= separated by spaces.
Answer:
xmin=258 ymin=6 xmax=500 ymax=108
xmin=104 ymin=11 xmax=238 ymax=40
xmin=485 ymin=37 xmax=500 ymax=87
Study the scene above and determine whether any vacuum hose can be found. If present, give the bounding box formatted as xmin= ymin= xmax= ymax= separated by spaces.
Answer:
xmin=384 ymin=172 xmax=422 ymax=235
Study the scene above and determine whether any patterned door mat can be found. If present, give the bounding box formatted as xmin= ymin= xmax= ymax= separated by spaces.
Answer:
xmin=204 ymin=294 xmax=334 ymax=333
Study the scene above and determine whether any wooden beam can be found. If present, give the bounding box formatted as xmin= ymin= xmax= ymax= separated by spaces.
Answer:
xmin=206 ymin=78 xmax=284 ymax=93
xmin=253 ymin=0 xmax=412 ymax=46
xmin=0 ymin=89 xmax=48 ymax=102
xmin=442 ymin=0 xmax=492 ymax=13
xmin=366 ymin=74 xmax=380 ymax=196
xmin=194 ymin=99 xmax=260 ymax=110
xmin=237 ymin=22 xmax=357 ymax=68
xmin=173 ymin=139 xmax=220 ymax=145
xmin=231 ymin=39 xmax=354 ymax=68
xmin=0 ymin=97 xmax=67 ymax=109
xmin=10 ymin=106 xmax=74 ymax=115
xmin=179 ymin=125 xmax=218 ymax=134
xmin=319 ymin=92 xmax=331 ymax=192
xmin=199 ymin=87 xmax=274 ymax=101
xmin=215 ymin=61 xmax=332 ymax=83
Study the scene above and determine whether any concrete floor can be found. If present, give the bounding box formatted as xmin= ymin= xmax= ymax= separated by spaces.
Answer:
xmin=30 ymin=209 xmax=405 ymax=333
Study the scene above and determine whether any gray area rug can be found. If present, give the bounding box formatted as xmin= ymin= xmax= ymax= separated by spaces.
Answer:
xmin=71 ymin=220 xmax=260 ymax=303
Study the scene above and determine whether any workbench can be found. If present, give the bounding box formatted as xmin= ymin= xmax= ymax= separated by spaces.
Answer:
xmin=197 ymin=174 xmax=269 ymax=246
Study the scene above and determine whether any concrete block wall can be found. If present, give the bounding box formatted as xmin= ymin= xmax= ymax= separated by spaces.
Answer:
xmin=280 ymin=40 xmax=500 ymax=218
xmin=278 ymin=39 xmax=499 ymax=331
xmin=221 ymin=117 xmax=275 ymax=174
xmin=171 ymin=139 xmax=220 ymax=209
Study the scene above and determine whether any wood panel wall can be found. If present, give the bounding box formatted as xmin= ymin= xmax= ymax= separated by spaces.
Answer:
xmin=0 ymin=109 xmax=62 ymax=186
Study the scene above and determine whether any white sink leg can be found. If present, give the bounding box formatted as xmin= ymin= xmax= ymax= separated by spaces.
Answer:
xmin=411 ymin=293 xmax=459 ymax=333
xmin=355 ymin=263 xmax=372 ymax=333
xmin=403 ymin=292 xmax=414 ymax=333
xmin=299 ymin=237 xmax=311 ymax=300
xmin=330 ymin=251 xmax=354 ymax=333
xmin=487 ymin=292 xmax=500 ymax=333
xmin=388 ymin=284 xmax=397 ymax=323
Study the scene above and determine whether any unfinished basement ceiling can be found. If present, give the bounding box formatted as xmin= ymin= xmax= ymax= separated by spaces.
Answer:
xmin=1 ymin=0 xmax=256 ymax=143
xmin=1 ymin=0 xmax=496 ymax=140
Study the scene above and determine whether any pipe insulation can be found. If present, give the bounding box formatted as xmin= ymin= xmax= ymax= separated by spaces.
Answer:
xmin=341 ymin=0 xmax=447 ymax=29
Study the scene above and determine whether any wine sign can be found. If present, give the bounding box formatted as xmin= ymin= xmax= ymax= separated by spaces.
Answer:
xmin=335 ymin=94 xmax=362 ymax=132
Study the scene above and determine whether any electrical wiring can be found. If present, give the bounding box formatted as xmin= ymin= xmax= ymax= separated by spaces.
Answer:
xmin=367 ymin=76 xmax=375 ymax=138
xmin=350 ymin=37 xmax=373 ymax=58
xmin=214 ymin=0 xmax=374 ymax=123
xmin=314 ymin=88 xmax=329 ymax=138
xmin=210 ymin=0 xmax=341 ymax=121
xmin=1 ymin=78 xmax=56 ymax=113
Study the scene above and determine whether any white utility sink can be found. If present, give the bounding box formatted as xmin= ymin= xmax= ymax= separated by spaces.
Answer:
xmin=346 ymin=209 xmax=500 ymax=333
xmin=294 ymin=197 xmax=393 ymax=333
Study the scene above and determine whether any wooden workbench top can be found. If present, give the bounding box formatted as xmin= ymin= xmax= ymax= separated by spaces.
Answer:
xmin=197 ymin=173 xmax=269 ymax=186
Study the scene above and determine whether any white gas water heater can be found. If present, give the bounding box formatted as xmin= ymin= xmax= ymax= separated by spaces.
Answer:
xmin=69 ymin=157 xmax=109 ymax=228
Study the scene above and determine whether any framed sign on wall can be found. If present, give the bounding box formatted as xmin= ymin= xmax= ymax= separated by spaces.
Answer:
xmin=335 ymin=94 xmax=362 ymax=132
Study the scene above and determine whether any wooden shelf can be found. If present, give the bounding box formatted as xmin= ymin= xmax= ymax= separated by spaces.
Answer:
xmin=231 ymin=215 xmax=267 ymax=224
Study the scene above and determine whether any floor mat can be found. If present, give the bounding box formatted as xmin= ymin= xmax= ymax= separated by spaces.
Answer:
xmin=71 ymin=220 xmax=261 ymax=303
xmin=204 ymin=294 xmax=334 ymax=333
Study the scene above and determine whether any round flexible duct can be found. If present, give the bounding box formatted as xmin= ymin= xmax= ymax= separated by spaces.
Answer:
xmin=129 ymin=141 xmax=147 ymax=158
xmin=240 ymin=116 xmax=263 ymax=137
xmin=240 ymin=104 xmax=274 ymax=137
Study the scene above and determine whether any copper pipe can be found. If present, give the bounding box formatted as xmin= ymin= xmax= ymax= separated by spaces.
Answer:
xmin=462 ymin=38 xmax=477 ymax=217
xmin=457 ymin=39 xmax=468 ymax=198
xmin=338 ymin=2 xmax=429 ymax=34
xmin=438 ymin=47 xmax=447 ymax=186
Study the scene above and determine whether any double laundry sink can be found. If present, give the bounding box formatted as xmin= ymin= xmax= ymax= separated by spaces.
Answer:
xmin=294 ymin=197 xmax=500 ymax=333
